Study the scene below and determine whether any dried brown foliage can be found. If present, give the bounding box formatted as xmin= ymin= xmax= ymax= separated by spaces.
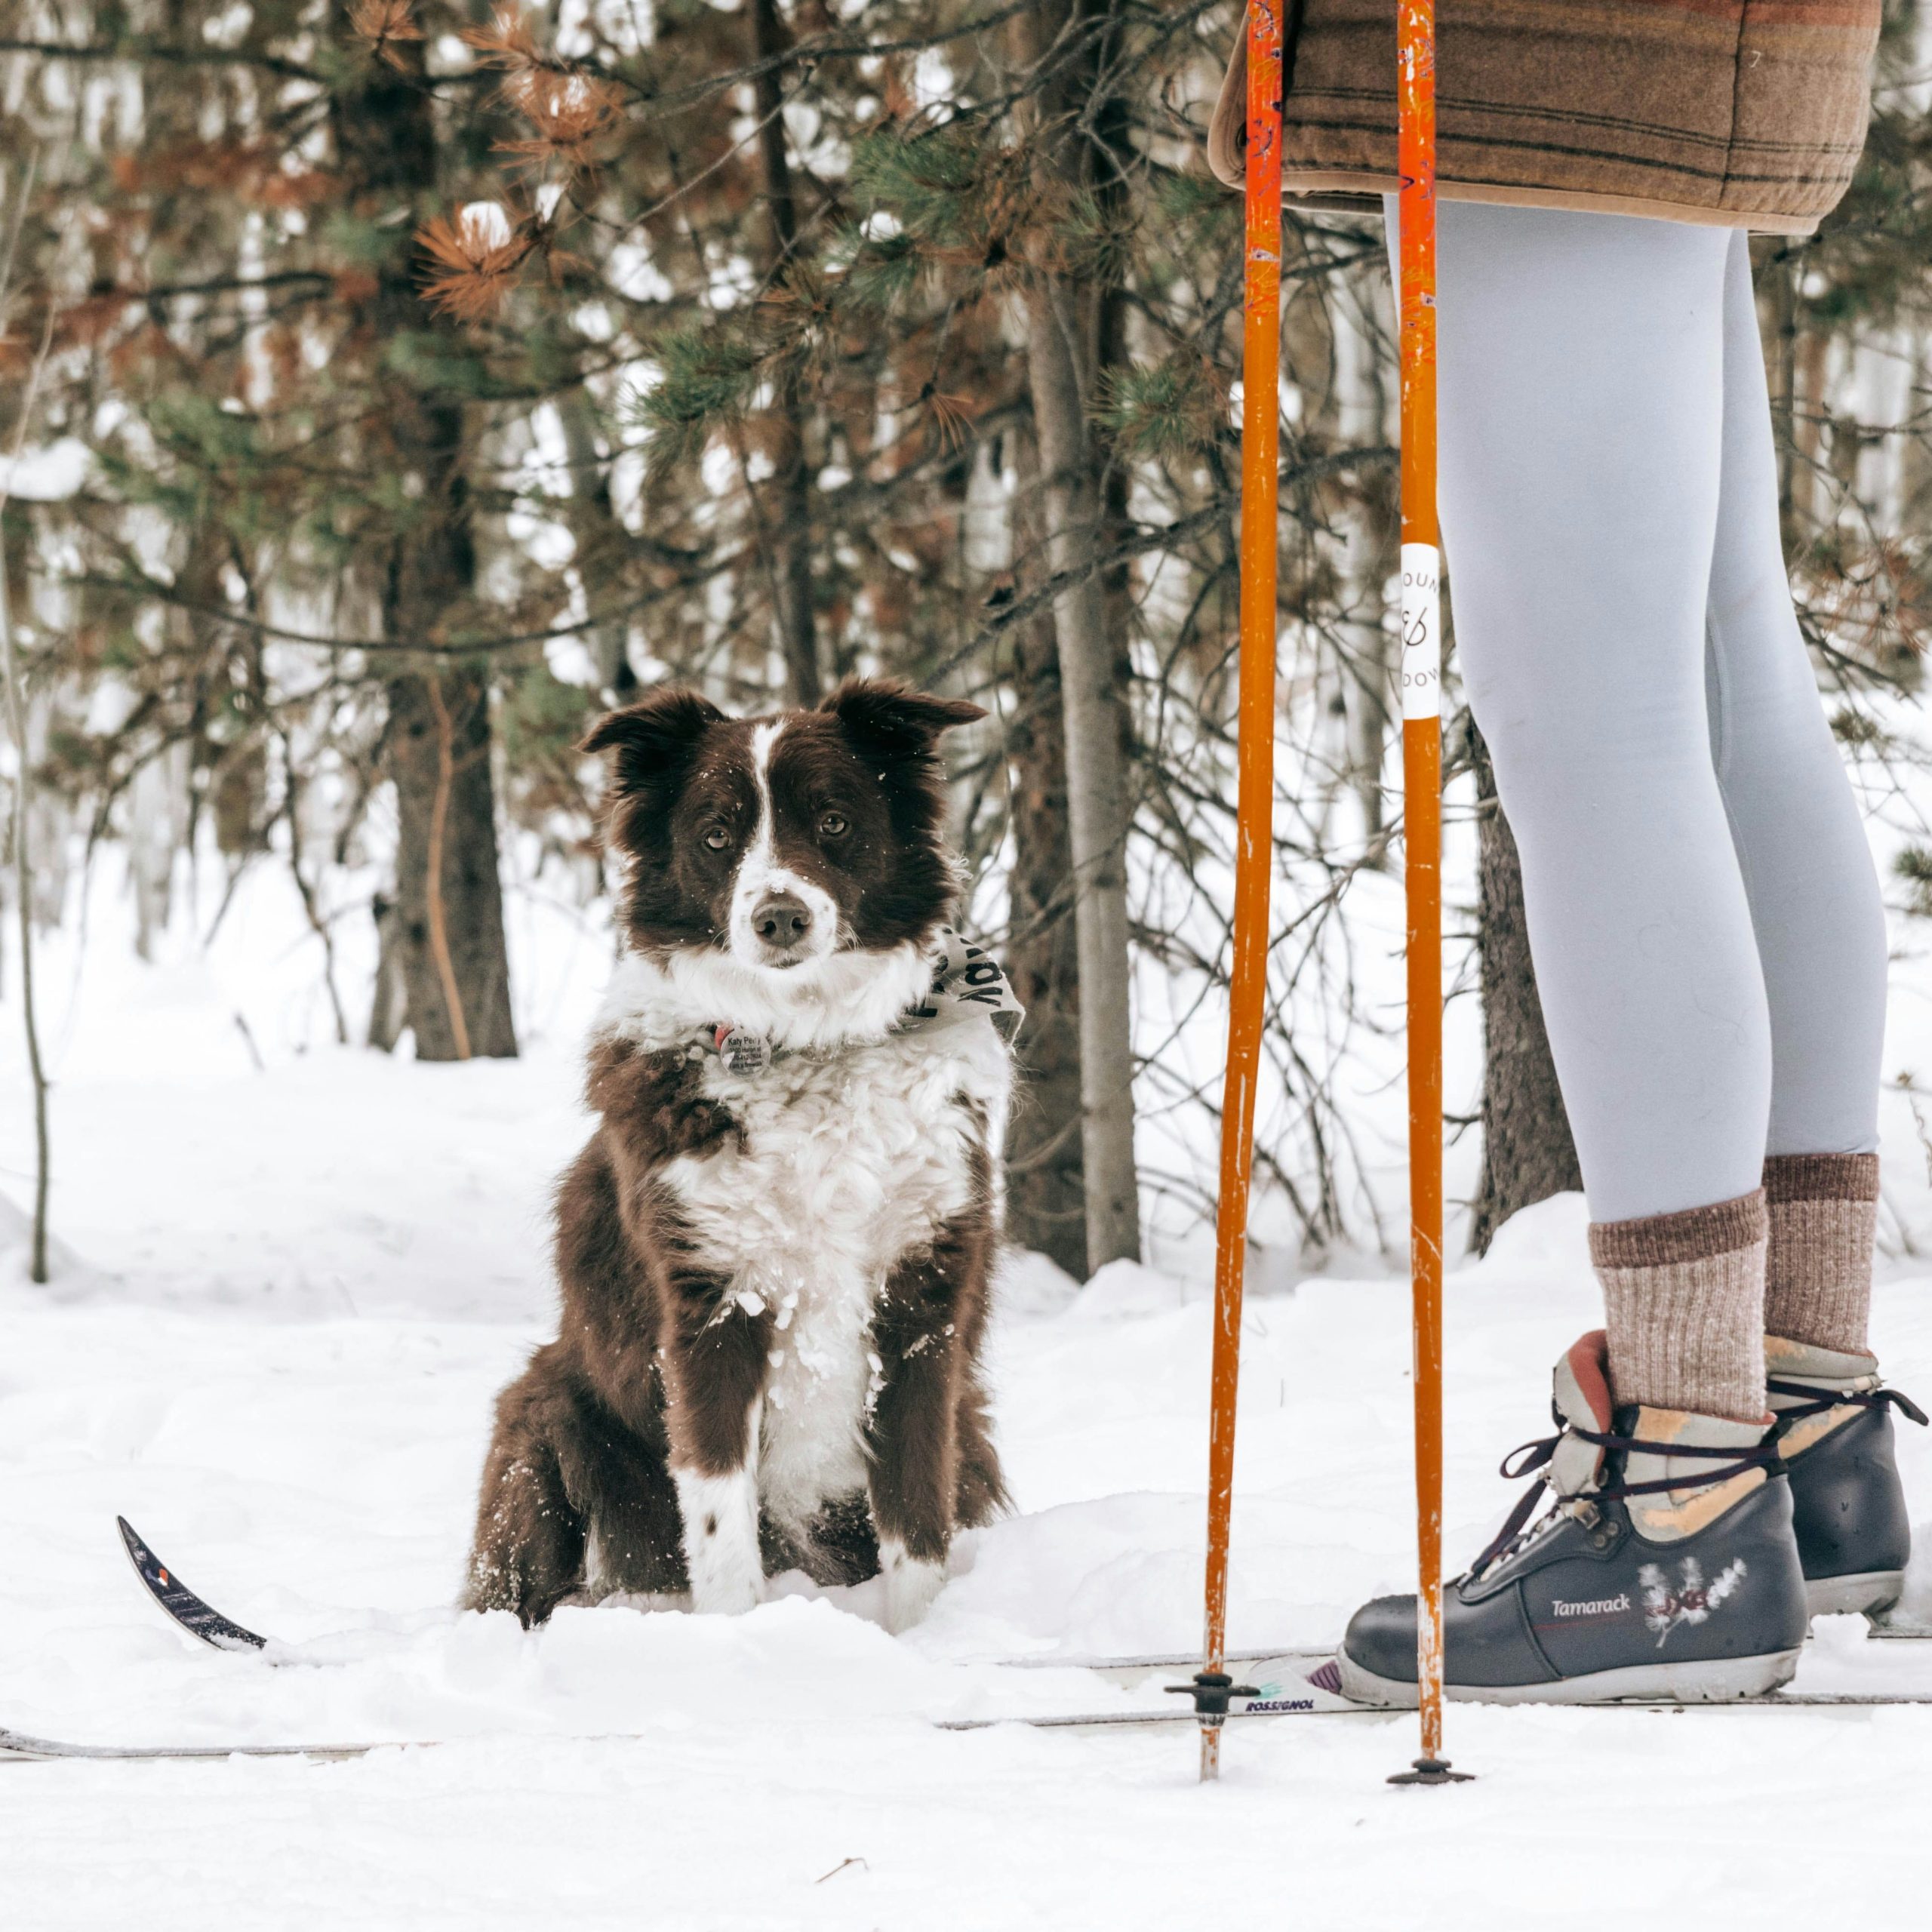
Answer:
xmin=460 ymin=7 xmax=546 ymax=70
xmin=349 ymin=0 xmax=425 ymax=72
xmin=499 ymin=72 xmax=623 ymax=172
xmin=417 ymin=205 xmax=535 ymax=322
xmin=462 ymin=9 xmax=620 ymax=173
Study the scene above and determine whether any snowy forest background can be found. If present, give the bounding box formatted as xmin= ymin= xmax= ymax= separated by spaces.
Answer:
xmin=8 ymin=0 xmax=1932 ymax=1291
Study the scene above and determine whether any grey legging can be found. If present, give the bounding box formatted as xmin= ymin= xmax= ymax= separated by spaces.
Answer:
xmin=1392 ymin=202 xmax=1887 ymax=1223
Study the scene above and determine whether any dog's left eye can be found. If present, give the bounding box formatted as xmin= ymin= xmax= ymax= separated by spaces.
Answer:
xmin=703 ymin=826 xmax=731 ymax=851
xmin=818 ymin=811 xmax=848 ymax=838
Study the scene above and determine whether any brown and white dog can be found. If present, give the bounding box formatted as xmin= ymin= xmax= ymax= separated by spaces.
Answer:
xmin=465 ymin=679 xmax=1012 ymax=1632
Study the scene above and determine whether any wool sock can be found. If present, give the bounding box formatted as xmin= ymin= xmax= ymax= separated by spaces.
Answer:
xmin=1589 ymin=1189 xmax=1768 ymax=1423
xmin=1762 ymin=1153 xmax=1878 ymax=1355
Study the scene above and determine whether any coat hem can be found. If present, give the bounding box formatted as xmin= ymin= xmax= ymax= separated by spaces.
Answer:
xmin=1271 ymin=168 xmax=1823 ymax=236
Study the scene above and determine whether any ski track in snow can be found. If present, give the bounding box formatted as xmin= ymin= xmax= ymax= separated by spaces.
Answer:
xmin=6 ymin=880 xmax=1932 ymax=1926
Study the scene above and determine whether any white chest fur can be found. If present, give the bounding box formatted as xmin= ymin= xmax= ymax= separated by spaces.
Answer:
xmin=660 ymin=1017 xmax=1008 ymax=1534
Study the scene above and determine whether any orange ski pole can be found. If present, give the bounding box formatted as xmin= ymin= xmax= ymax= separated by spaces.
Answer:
xmin=1389 ymin=0 xmax=1466 ymax=1789
xmin=1185 ymin=0 xmax=1282 ymax=1786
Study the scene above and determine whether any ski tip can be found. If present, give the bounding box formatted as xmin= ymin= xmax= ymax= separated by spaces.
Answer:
xmin=115 ymin=1515 xmax=269 ymax=1654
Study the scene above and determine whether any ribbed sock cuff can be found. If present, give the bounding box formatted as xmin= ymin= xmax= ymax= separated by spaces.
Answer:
xmin=1589 ymin=1189 xmax=1768 ymax=1422
xmin=1762 ymin=1153 xmax=1878 ymax=1355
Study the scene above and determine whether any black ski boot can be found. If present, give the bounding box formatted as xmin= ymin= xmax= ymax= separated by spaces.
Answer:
xmin=1766 ymin=1335 xmax=1927 ymax=1620
xmin=1338 ymin=1331 xmax=1807 ymax=1705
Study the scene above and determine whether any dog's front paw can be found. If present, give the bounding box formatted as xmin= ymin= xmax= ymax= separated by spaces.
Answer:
xmin=675 ymin=1466 xmax=764 ymax=1614
xmin=880 ymin=1540 xmax=947 ymax=1634
xmin=690 ymin=1573 xmax=763 ymax=1616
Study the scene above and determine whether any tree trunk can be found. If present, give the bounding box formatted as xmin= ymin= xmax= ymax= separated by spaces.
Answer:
xmin=750 ymin=0 xmax=820 ymax=704
xmin=1017 ymin=0 xmax=1140 ymax=1272
xmin=331 ymin=8 xmax=518 ymax=1061
xmin=557 ymin=388 xmax=638 ymax=700
xmin=386 ymin=669 xmax=518 ymax=1060
xmin=1004 ymin=432 xmax=1088 ymax=1278
xmin=129 ymin=741 xmax=192 ymax=961
xmin=367 ymin=890 xmax=409 ymax=1053
xmin=1469 ymin=728 xmax=1581 ymax=1253
xmin=1022 ymin=285 xmax=1140 ymax=1270
xmin=212 ymin=739 xmax=268 ymax=857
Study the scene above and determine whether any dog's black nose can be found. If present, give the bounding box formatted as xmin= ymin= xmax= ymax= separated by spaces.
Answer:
xmin=753 ymin=894 xmax=811 ymax=947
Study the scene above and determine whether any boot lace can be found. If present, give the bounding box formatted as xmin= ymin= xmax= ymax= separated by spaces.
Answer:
xmin=1468 ymin=1417 xmax=1785 ymax=1582
xmin=1766 ymin=1377 xmax=1928 ymax=1429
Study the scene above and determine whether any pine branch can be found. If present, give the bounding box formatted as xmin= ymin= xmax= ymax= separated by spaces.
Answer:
xmin=0 ymin=36 xmax=325 ymax=84
xmin=121 ymin=271 xmax=336 ymax=303
xmin=66 ymin=569 xmax=706 ymax=657
xmin=558 ymin=3 xmax=1034 ymax=119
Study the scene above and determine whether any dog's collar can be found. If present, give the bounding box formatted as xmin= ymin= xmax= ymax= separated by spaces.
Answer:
xmin=696 ymin=927 xmax=1023 ymax=1076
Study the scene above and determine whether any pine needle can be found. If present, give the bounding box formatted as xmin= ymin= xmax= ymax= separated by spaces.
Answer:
xmin=497 ymin=71 xmax=623 ymax=173
xmin=628 ymin=325 xmax=764 ymax=473
xmin=461 ymin=9 xmax=621 ymax=174
xmin=1094 ymin=355 xmax=1225 ymax=463
xmin=348 ymin=0 xmax=424 ymax=71
xmin=417 ymin=205 xmax=534 ymax=322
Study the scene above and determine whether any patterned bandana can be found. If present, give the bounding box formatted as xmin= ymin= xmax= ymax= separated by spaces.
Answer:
xmin=705 ymin=927 xmax=1024 ymax=1075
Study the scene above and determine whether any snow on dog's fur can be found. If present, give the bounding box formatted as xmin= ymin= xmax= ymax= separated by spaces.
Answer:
xmin=464 ymin=680 xmax=1010 ymax=1632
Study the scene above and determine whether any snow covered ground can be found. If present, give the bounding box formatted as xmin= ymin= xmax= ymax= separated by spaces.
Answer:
xmin=6 ymin=866 xmax=1932 ymax=1928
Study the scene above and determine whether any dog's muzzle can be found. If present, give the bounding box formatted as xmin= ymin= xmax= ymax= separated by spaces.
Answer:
xmin=749 ymin=891 xmax=813 ymax=968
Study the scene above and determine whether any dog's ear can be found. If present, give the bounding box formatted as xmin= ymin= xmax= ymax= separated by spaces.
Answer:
xmin=821 ymin=678 xmax=985 ymax=755
xmin=581 ymin=687 xmax=723 ymax=793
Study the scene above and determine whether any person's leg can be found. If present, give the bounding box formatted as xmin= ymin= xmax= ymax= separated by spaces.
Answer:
xmin=1699 ymin=232 xmax=1912 ymax=1616
xmin=1338 ymin=204 xmax=1820 ymax=1703
xmin=1432 ymin=201 xmax=1769 ymax=1420
xmin=1704 ymin=227 xmax=1889 ymax=1356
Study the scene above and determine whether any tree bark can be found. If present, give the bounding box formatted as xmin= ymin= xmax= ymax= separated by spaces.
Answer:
xmin=1015 ymin=0 xmax=1140 ymax=1271
xmin=1469 ymin=728 xmax=1581 ymax=1253
xmin=367 ymin=890 xmax=409 ymax=1052
xmin=749 ymin=0 xmax=820 ymax=703
xmin=331 ymin=9 xmax=517 ymax=1061
xmin=557 ymin=387 xmax=638 ymax=700
xmin=1004 ymin=430 xmax=1088 ymax=1278
xmin=1020 ymin=0 xmax=1136 ymax=1267
xmin=1022 ymin=273 xmax=1140 ymax=1271
xmin=386 ymin=669 xmax=517 ymax=1060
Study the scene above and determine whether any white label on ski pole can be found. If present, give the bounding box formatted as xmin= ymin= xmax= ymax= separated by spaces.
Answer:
xmin=1400 ymin=543 xmax=1441 ymax=721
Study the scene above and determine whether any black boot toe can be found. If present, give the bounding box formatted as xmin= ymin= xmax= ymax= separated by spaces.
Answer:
xmin=1341 ymin=1592 xmax=1420 ymax=1684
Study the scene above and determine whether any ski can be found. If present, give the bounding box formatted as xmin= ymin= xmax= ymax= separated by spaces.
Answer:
xmin=938 ymin=1684 xmax=1932 ymax=1730
xmin=14 ymin=1675 xmax=1932 ymax=1763
xmin=938 ymin=1648 xmax=1932 ymax=1727
xmin=117 ymin=1518 xmax=269 ymax=1654
xmin=0 ymin=1726 xmax=390 ymax=1763
xmin=942 ymin=1650 xmax=1360 ymax=1727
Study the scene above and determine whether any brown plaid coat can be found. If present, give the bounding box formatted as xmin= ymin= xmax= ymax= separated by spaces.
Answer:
xmin=1208 ymin=1 xmax=1880 ymax=234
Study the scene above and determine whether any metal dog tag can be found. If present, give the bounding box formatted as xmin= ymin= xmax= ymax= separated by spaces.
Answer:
xmin=715 ymin=1028 xmax=772 ymax=1076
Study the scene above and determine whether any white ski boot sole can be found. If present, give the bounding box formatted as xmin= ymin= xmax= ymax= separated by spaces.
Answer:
xmin=1335 ymin=1646 xmax=1802 ymax=1708
xmin=1805 ymin=1571 xmax=1905 ymax=1620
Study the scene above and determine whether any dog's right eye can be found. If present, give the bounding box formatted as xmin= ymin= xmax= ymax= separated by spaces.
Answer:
xmin=703 ymin=826 xmax=730 ymax=851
